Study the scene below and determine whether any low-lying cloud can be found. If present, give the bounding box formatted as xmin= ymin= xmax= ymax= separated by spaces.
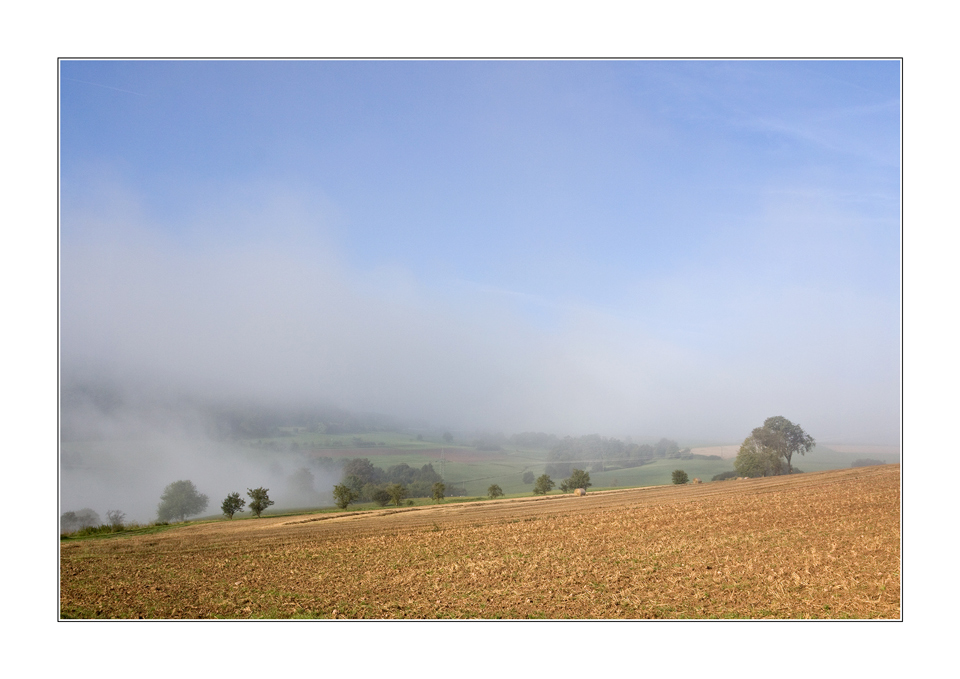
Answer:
xmin=59 ymin=186 xmax=900 ymax=519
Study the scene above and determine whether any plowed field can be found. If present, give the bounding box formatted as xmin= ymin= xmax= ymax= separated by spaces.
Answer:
xmin=60 ymin=465 xmax=900 ymax=619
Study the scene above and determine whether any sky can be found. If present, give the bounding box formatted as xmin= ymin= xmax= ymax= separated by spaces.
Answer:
xmin=59 ymin=59 xmax=901 ymax=446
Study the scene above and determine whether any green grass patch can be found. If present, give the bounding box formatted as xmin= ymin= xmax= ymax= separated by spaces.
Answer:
xmin=60 ymin=522 xmax=183 ymax=541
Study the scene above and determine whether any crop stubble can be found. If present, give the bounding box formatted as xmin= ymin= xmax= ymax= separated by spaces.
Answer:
xmin=60 ymin=465 xmax=900 ymax=619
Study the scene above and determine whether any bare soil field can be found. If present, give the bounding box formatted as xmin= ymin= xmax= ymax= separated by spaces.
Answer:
xmin=59 ymin=465 xmax=900 ymax=619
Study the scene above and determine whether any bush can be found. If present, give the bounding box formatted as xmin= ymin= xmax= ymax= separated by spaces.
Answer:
xmin=672 ymin=469 xmax=689 ymax=484
xmin=711 ymin=470 xmax=739 ymax=482
xmin=371 ymin=489 xmax=391 ymax=507
xmin=76 ymin=524 xmax=113 ymax=536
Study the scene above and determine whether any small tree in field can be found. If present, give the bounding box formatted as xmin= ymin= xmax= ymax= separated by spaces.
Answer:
xmin=672 ymin=469 xmax=689 ymax=484
xmin=106 ymin=509 xmax=126 ymax=529
xmin=61 ymin=509 xmax=101 ymax=533
xmin=247 ymin=487 xmax=274 ymax=517
xmin=522 ymin=471 xmax=535 ymax=484
xmin=372 ymin=488 xmax=391 ymax=507
xmin=158 ymin=480 xmax=209 ymax=522
xmin=333 ymin=484 xmax=359 ymax=509
xmin=221 ymin=492 xmax=245 ymax=518
xmin=432 ymin=482 xmax=446 ymax=503
xmin=560 ymin=468 xmax=591 ymax=492
xmin=488 ymin=484 xmax=504 ymax=499
xmin=533 ymin=474 xmax=555 ymax=495
xmin=387 ymin=483 xmax=408 ymax=507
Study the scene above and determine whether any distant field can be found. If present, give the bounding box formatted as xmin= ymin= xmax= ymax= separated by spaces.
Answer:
xmin=60 ymin=465 xmax=900 ymax=619
xmin=60 ymin=430 xmax=901 ymax=523
xmin=690 ymin=445 xmax=739 ymax=459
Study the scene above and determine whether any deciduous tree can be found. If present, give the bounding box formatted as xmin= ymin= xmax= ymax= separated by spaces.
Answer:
xmin=387 ymin=483 xmax=408 ymax=507
xmin=672 ymin=469 xmax=689 ymax=484
xmin=158 ymin=480 xmax=209 ymax=523
xmin=560 ymin=468 xmax=591 ymax=492
xmin=106 ymin=509 xmax=126 ymax=528
xmin=533 ymin=474 xmax=555 ymax=495
xmin=432 ymin=482 xmax=446 ymax=503
xmin=247 ymin=487 xmax=274 ymax=517
xmin=221 ymin=492 xmax=245 ymax=518
xmin=762 ymin=416 xmax=815 ymax=473
xmin=60 ymin=508 xmax=101 ymax=533
xmin=735 ymin=430 xmax=783 ymax=477
xmin=332 ymin=484 xmax=359 ymax=509
xmin=735 ymin=416 xmax=814 ymax=477
xmin=488 ymin=484 xmax=504 ymax=499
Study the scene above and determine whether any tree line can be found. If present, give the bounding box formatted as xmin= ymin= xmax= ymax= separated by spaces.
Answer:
xmin=543 ymin=435 xmax=693 ymax=477
xmin=61 ymin=480 xmax=280 ymax=536
xmin=336 ymin=458 xmax=466 ymax=506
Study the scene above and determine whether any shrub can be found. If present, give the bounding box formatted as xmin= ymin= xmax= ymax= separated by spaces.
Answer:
xmin=712 ymin=470 xmax=739 ymax=482
xmin=672 ymin=469 xmax=689 ymax=484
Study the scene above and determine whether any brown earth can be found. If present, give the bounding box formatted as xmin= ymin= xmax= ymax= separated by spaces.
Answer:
xmin=59 ymin=465 xmax=900 ymax=619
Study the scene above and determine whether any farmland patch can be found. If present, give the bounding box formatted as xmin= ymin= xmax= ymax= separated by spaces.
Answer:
xmin=60 ymin=465 xmax=900 ymax=619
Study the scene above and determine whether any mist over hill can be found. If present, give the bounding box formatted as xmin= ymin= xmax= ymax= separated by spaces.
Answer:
xmin=58 ymin=60 xmax=901 ymax=523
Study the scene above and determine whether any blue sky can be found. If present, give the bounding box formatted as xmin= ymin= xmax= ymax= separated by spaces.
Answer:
xmin=59 ymin=59 xmax=901 ymax=443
